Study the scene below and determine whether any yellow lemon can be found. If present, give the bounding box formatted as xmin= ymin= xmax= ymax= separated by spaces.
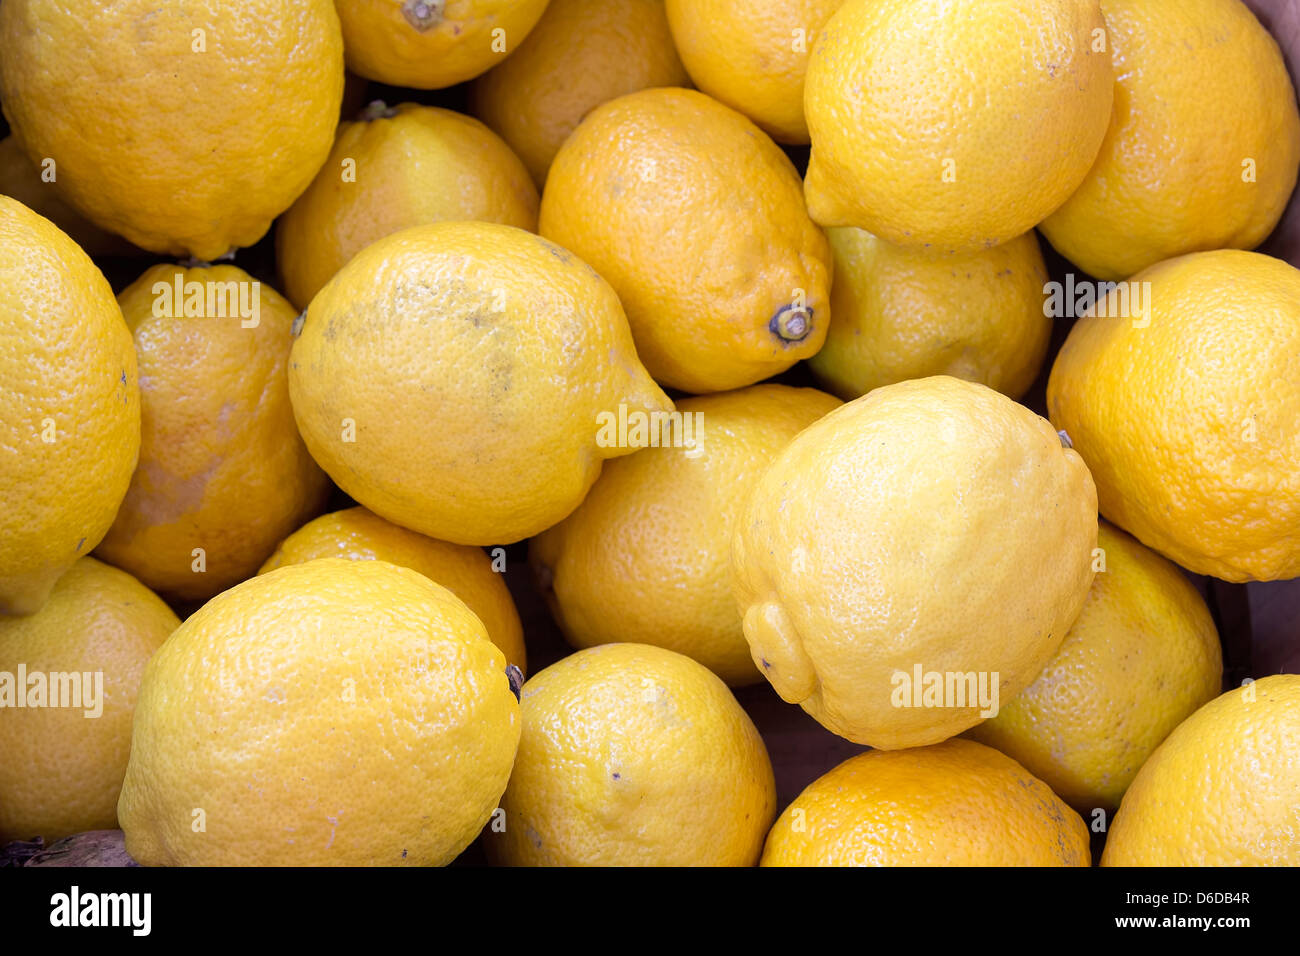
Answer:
xmin=808 ymin=227 xmax=1051 ymax=400
xmin=761 ymin=740 xmax=1090 ymax=866
xmin=0 ymin=0 xmax=343 ymax=259
xmin=1048 ymin=250 xmax=1300 ymax=581
xmin=118 ymin=558 xmax=520 ymax=866
xmin=0 ymin=558 xmax=179 ymax=843
xmin=289 ymin=221 xmax=671 ymax=545
xmin=732 ymin=376 xmax=1097 ymax=749
xmin=967 ymin=522 xmax=1223 ymax=814
xmin=1102 ymin=675 xmax=1300 ymax=866
xmin=532 ymin=385 xmax=840 ymax=686
xmin=487 ymin=643 xmax=775 ymax=866
xmin=0 ymin=197 xmax=139 ymax=616
xmin=803 ymin=0 xmax=1113 ymax=251
xmin=260 ymin=507 xmax=526 ymax=674
xmin=540 ymin=87 xmax=831 ymax=393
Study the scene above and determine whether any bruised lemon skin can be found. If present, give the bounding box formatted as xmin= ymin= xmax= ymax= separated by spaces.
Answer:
xmin=118 ymin=558 xmax=521 ymax=866
xmin=761 ymin=740 xmax=1091 ymax=866
xmin=732 ymin=376 xmax=1097 ymax=749
xmin=0 ymin=197 xmax=140 ymax=616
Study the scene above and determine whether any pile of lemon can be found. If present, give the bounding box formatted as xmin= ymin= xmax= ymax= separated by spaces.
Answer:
xmin=1 ymin=0 xmax=1298 ymax=868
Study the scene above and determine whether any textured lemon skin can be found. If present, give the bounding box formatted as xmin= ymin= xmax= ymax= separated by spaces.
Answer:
xmin=803 ymin=0 xmax=1113 ymax=251
xmin=473 ymin=0 xmax=689 ymax=187
xmin=1102 ymin=675 xmax=1300 ymax=866
xmin=260 ymin=507 xmax=526 ymax=674
xmin=0 ymin=558 xmax=179 ymax=843
xmin=1041 ymin=0 xmax=1300 ymax=281
xmin=732 ymin=376 xmax=1097 ymax=749
xmin=968 ymin=523 xmax=1222 ymax=814
xmin=665 ymin=0 xmax=841 ymax=144
xmin=761 ymin=740 xmax=1090 ymax=866
xmin=0 ymin=197 xmax=140 ymax=616
xmin=336 ymin=0 xmax=551 ymax=89
xmin=289 ymin=220 xmax=671 ymax=546
xmin=95 ymin=265 xmax=329 ymax=602
xmin=532 ymin=385 xmax=840 ymax=686
xmin=809 ymin=228 xmax=1051 ymax=401
xmin=488 ymin=643 xmax=776 ymax=866
xmin=0 ymin=0 xmax=343 ymax=259
xmin=540 ymin=87 xmax=831 ymax=394
xmin=277 ymin=103 xmax=539 ymax=310
xmin=1048 ymin=250 xmax=1300 ymax=582
xmin=118 ymin=558 xmax=520 ymax=866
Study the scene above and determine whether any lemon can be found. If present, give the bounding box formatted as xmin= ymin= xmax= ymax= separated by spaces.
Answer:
xmin=967 ymin=522 xmax=1223 ymax=813
xmin=1102 ymin=675 xmax=1300 ymax=866
xmin=803 ymin=0 xmax=1113 ymax=251
xmin=732 ymin=376 xmax=1097 ymax=749
xmin=808 ymin=228 xmax=1051 ymax=400
xmin=540 ymin=87 xmax=831 ymax=393
xmin=0 ymin=197 xmax=139 ymax=616
xmin=289 ymin=220 xmax=671 ymax=546
xmin=118 ymin=558 xmax=520 ymax=866
xmin=0 ymin=558 xmax=179 ymax=843
xmin=260 ymin=507 xmax=526 ymax=674
xmin=487 ymin=643 xmax=775 ymax=866
xmin=532 ymin=385 xmax=840 ymax=686
xmin=761 ymin=740 xmax=1090 ymax=866
xmin=1048 ymin=250 xmax=1300 ymax=582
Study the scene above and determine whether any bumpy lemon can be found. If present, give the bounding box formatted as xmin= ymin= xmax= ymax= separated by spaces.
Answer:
xmin=0 ymin=197 xmax=139 ymax=616
xmin=290 ymin=221 xmax=671 ymax=545
xmin=118 ymin=558 xmax=520 ymax=866
xmin=0 ymin=0 xmax=343 ymax=259
xmin=732 ymin=376 xmax=1097 ymax=749
xmin=0 ymin=558 xmax=179 ymax=843
xmin=487 ymin=643 xmax=775 ymax=866
xmin=260 ymin=507 xmax=526 ymax=674
xmin=803 ymin=0 xmax=1113 ymax=251
xmin=532 ymin=385 xmax=840 ymax=686
xmin=1102 ymin=675 xmax=1300 ymax=866
xmin=809 ymin=228 xmax=1051 ymax=400
xmin=473 ymin=0 xmax=689 ymax=186
xmin=1040 ymin=0 xmax=1300 ymax=280
xmin=1048 ymin=250 xmax=1300 ymax=582
xmin=277 ymin=102 xmax=539 ymax=310
xmin=540 ymin=87 xmax=831 ymax=393
xmin=665 ymin=0 xmax=841 ymax=143
xmin=968 ymin=522 xmax=1223 ymax=813
xmin=336 ymin=0 xmax=550 ymax=89
xmin=761 ymin=740 xmax=1090 ymax=866
xmin=95 ymin=265 xmax=330 ymax=602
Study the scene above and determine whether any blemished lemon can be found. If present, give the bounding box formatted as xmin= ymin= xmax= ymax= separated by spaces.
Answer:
xmin=117 ymin=558 xmax=520 ymax=866
xmin=1048 ymin=250 xmax=1300 ymax=582
xmin=95 ymin=265 xmax=330 ymax=602
xmin=967 ymin=522 xmax=1223 ymax=813
xmin=732 ymin=376 xmax=1097 ymax=749
xmin=540 ymin=87 xmax=831 ymax=393
xmin=761 ymin=740 xmax=1090 ymax=866
xmin=808 ymin=227 xmax=1051 ymax=401
xmin=0 ymin=0 xmax=343 ymax=259
xmin=1102 ymin=675 xmax=1300 ymax=866
xmin=487 ymin=643 xmax=776 ymax=866
xmin=260 ymin=507 xmax=526 ymax=674
xmin=1040 ymin=0 xmax=1300 ymax=281
xmin=0 ymin=558 xmax=179 ymax=843
xmin=473 ymin=0 xmax=690 ymax=187
xmin=803 ymin=0 xmax=1113 ymax=251
xmin=0 ymin=197 xmax=139 ymax=616
xmin=289 ymin=220 xmax=671 ymax=545
xmin=276 ymin=102 xmax=539 ymax=310
xmin=532 ymin=385 xmax=840 ymax=686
